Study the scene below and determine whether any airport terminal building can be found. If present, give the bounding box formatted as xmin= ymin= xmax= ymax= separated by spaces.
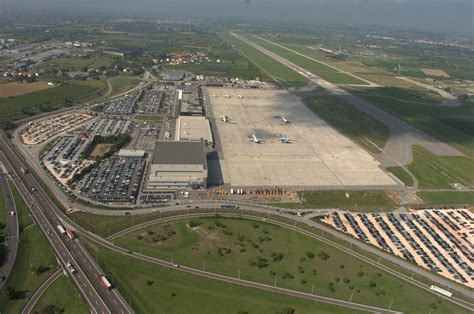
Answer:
xmin=147 ymin=141 xmax=208 ymax=189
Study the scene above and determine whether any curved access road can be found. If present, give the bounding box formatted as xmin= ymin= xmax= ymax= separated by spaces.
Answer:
xmin=22 ymin=268 xmax=63 ymax=314
xmin=105 ymin=212 xmax=474 ymax=312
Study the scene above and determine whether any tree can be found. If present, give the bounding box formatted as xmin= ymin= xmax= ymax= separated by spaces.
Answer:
xmin=42 ymin=304 xmax=64 ymax=314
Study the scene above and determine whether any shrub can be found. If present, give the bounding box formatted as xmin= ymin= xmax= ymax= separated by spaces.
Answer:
xmin=306 ymin=251 xmax=315 ymax=259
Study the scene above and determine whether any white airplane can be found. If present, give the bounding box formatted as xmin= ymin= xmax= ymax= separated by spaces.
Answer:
xmin=225 ymin=94 xmax=230 ymax=98
xmin=249 ymin=134 xmax=263 ymax=144
xmin=279 ymin=134 xmax=294 ymax=143
xmin=274 ymin=115 xmax=289 ymax=123
xmin=221 ymin=115 xmax=229 ymax=123
xmin=212 ymin=94 xmax=217 ymax=98
xmin=238 ymin=94 xmax=244 ymax=99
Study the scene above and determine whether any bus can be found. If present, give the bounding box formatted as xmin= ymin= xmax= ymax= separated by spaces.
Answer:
xmin=429 ymin=285 xmax=452 ymax=298
xmin=99 ymin=275 xmax=112 ymax=290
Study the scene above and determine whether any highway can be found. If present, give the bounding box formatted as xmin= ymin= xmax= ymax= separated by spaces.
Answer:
xmin=83 ymin=213 xmax=401 ymax=314
xmin=9 ymin=116 xmax=474 ymax=303
xmin=107 ymin=212 xmax=474 ymax=312
xmin=0 ymin=168 xmax=19 ymax=289
xmin=3 ymin=130 xmax=474 ymax=312
xmin=8 ymin=118 xmax=474 ymax=308
xmin=0 ymin=139 xmax=133 ymax=314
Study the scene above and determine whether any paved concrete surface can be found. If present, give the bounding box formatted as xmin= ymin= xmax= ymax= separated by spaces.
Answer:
xmin=0 ymin=138 xmax=133 ymax=314
xmin=232 ymin=33 xmax=464 ymax=167
xmin=206 ymin=87 xmax=398 ymax=187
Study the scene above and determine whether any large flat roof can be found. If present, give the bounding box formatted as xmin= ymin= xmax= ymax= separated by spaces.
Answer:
xmin=152 ymin=141 xmax=207 ymax=168
xmin=176 ymin=115 xmax=213 ymax=143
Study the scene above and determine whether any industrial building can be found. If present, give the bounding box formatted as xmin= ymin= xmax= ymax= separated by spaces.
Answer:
xmin=147 ymin=141 xmax=208 ymax=189
xmin=175 ymin=115 xmax=213 ymax=145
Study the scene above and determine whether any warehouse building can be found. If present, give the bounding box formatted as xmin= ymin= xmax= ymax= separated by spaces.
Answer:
xmin=147 ymin=141 xmax=208 ymax=189
xmin=175 ymin=115 xmax=213 ymax=146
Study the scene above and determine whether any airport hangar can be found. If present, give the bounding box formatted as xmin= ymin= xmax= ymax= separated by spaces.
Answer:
xmin=147 ymin=140 xmax=208 ymax=189
xmin=205 ymin=87 xmax=399 ymax=189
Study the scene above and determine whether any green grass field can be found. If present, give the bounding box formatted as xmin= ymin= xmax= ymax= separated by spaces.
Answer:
xmin=0 ymin=179 xmax=8 ymax=271
xmin=220 ymin=33 xmax=308 ymax=88
xmin=304 ymin=96 xmax=388 ymax=153
xmin=112 ymin=217 xmax=463 ymax=313
xmin=109 ymin=75 xmax=139 ymax=97
xmin=417 ymin=191 xmax=474 ymax=205
xmin=0 ymin=182 xmax=58 ymax=313
xmin=246 ymin=35 xmax=368 ymax=85
xmin=407 ymin=146 xmax=473 ymax=189
xmin=170 ymin=58 xmax=265 ymax=80
xmin=299 ymin=190 xmax=395 ymax=210
xmin=34 ymin=54 xmax=115 ymax=71
xmin=85 ymin=239 xmax=362 ymax=314
xmin=0 ymin=79 xmax=106 ymax=120
xmin=32 ymin=275 xmax=88 ymax=314
xmin=69 ymin=211 xmax=164 ymax=237
xmin=355 ymin=93 xmax=474 ymax=156
xmin=385 ymin=167 xmax=414 ymax=187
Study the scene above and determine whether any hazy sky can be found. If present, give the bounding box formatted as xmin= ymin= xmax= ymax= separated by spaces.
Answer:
xmin=3 ymin=0 xmax=473 ymax=37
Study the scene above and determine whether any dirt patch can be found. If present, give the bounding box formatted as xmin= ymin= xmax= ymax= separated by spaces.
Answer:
xmin=0 ymin=81 xmax=53 ymax=97
xmin=421 ymin=68 xmax=450 ymax=78
xmin=90 ymin=144 xmax=112 ymax=157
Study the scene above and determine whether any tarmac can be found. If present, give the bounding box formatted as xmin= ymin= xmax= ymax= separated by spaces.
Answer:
xmin=206 ymin=87 xmax=398 ymax=188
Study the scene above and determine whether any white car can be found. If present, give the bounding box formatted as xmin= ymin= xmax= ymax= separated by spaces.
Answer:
xmin=66 ymin=262 xmax=77 ymax=274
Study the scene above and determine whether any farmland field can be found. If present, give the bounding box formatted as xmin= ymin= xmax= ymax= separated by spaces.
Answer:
xmin=0 ymin=79 xmax=106 ymax=120
xmin=0 ymin=81 xmax=53 ymax=97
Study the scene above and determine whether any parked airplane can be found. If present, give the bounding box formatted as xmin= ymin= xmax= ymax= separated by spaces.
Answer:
xmin=212 ymin=94 xmax=217 ymax=98
xmin=279 ymin=134 xmax=294 ymax=143
xmin=225 ymin=94 xmax=230 ymax=98
xmin=238 ymin=94 xmax=244 ymax=99
xmin=221 ymin=115 xmax=229 ymax=123
xmin=274 ymin=115 xmax=289 ymax=123
xmin=249 ymin=134 xmax=263 ymax=143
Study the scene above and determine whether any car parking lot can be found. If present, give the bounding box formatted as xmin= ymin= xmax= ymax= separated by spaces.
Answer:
xmin=76 ymin=157 xmax=146 ymax=204
xmin=21 ymin=113 xmax=91 ymax=145
xmin=130 ymin=121 xmax=160 ymax=151
xmin=103 ymin=93 xmax=140 ymax=115
xmin=137 ymin=90 xmax=163 ymax=114
xmin=322 ymin=208 xmax=474 ymax=288
xmin=85 ymin=118 xmax=134 ymax=136
xmin=41 ymin=135 xmax=94 ymax=185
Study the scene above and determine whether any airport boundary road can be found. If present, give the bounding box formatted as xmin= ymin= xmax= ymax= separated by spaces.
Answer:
xmin=0 ymin=140 xmax=134 ymax=313
xmin=0 ymin=168 xmax=19 ymax=289
xmin=105 ymin=212 xmax=474 ymax=312
xmin=4 ymin=130 xmax=473 ymax=309
xmin=86 ymin=214 xmax=401 ymax=314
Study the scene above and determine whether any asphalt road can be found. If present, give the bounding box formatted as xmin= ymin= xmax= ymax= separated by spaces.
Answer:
xmin=0 ymin=168 xmax=19 ymax=289
xmin=107 ymin=212 xmax=474 ymax=312
xmin=0 ymin=140 xmax=133 ymax=314
xmin=9 ymin=124 xmax=474 ymax=305
xmin=231 ymin=33 xmax=464 ymax=167
xmin=87 ymin=213 xmax=401 ymax=314
xmin=22 ymin=268 xmax=63 ymax=314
